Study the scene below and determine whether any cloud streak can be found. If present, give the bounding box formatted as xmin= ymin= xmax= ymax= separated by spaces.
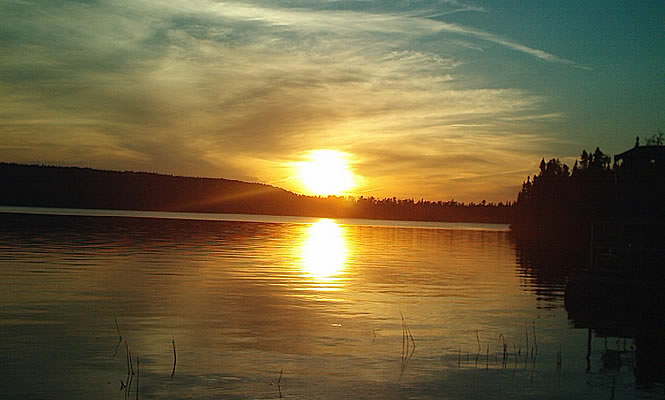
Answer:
xmin=200 ymin=1 xmax=581 ymax=66
xmin=0 ymin=0 xmax=585 ymax=201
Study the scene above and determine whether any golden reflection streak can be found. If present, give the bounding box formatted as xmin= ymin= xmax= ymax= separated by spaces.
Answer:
xmin=300 ymin=219 xmax=348 ymax=286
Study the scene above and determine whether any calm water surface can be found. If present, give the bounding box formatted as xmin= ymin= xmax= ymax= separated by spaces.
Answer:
xmin=0 ymin=208 xmax=662 ymax=399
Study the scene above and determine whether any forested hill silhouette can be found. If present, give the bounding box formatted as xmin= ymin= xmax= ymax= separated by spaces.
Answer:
xmin=0 ymin=163 xmax=513 ymax=223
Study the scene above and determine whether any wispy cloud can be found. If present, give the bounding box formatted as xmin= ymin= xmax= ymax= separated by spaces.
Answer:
xmin=198 ymin=1 xmax=581 ymax=66
xmin=0 ymin=0 xmax=582 ymax=201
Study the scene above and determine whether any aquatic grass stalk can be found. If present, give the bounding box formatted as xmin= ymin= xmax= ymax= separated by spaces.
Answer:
xmin=399 ymin=313 xmax=416 ymax=379
xmin=525 ymin=323 xmax=529 ymax=360
xmin=123 ymin=341 xmax=135 ymax=400
xmin=530 ymin=351 xmax=537 ymax=383
xmin=128 ymin=346 xmax=135 ymax=376
xmin=270 ymin=368 xmax=284 ymax=398
xmin=111 ymin=315 xmax=141 ymax=399
xmin=125 ymin=340 xmax=131 ymax=377
xmin=532 ymin=321 xmax=538 ymax=357
xmin=512 ymin=346 xmax=519 ymax=376
xmin=171 ymin=336 xmax=177 ymax=380
xmin=113 ymin=313 xmax=123 ymax=359
xmin=401 ymin=319 xmax=406 ymax=362
xmin=114 ymin=313 xmax=121 ymax=337
xmin=499 ymin=333 xmax=507 ymax=368
xmin=475 ymin=330 xmax=481 ymax=367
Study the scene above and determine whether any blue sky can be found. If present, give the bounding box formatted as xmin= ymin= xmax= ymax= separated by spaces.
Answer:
xmin=1 ymin=0 xmax=663 ymax=202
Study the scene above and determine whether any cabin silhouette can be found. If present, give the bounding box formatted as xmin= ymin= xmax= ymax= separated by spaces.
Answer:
xmin=614 ymin=143 xmax=665 ymax=218
xmin=614 ymin=144 xmax=665 ymax=173
xmin=581 ymin=143 xmax=665 ymax=279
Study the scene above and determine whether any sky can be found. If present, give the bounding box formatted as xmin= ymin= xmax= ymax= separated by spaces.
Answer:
xmin=1 ymin=0 xmax=663 ymax=203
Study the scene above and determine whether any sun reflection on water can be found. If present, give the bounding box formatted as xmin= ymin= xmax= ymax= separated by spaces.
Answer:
xmin=300 ymin=219 xmax=348 ymax=289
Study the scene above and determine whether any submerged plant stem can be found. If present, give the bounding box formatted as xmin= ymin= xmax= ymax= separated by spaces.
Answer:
xmin=171 ymin=337 xmax=177 ymax=380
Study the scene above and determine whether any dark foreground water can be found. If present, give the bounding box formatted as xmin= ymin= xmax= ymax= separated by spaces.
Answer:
xmin=0 ymin=208 xmax=663 ymax=399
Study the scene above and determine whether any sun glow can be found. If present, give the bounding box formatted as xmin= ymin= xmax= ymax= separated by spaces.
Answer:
xmin=298 ymin=150 xmax=354 ymax=196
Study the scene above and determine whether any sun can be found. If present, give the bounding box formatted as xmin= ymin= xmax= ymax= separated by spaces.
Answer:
xmin=298 ymin=150 xmax=355 ymax=196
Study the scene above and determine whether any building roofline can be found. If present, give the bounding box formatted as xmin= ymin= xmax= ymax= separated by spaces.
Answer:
xmin=614 ymin=145 xmax=665 ymax=160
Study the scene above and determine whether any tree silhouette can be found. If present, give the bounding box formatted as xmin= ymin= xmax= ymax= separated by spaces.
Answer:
xmin=0 ymin=163 xmax=514 ymax=224
xmin=645 ymin=131 xmax=664 ymax=146
xmin=512 ymin=146 xmax=618 ymax=267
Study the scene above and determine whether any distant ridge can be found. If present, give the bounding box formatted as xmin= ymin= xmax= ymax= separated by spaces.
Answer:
xmin=0 ymin=162 xmax=307 ymax=216
xmin=0 ymin=162 xmax=513 ymax=223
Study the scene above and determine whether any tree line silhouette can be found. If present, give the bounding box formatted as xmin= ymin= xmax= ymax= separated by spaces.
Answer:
xmin=0 ymin=163 xmax=513 ymax=223
xmin=512 ymin=134 xmax=665 ymax=266
xmin=2 ymin=134 xmax=663 ymax=230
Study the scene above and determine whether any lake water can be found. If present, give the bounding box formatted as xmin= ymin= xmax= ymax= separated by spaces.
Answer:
xmin=0 ymin=207 xmax=663 ymax=399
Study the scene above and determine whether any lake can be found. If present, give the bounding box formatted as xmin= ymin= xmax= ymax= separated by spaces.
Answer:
xmin=0 ymin=207 xmax=662 ymax=399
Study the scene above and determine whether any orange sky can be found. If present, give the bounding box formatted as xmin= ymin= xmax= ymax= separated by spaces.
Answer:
xmin=1 ymin=1 xmax=663 ymax=203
